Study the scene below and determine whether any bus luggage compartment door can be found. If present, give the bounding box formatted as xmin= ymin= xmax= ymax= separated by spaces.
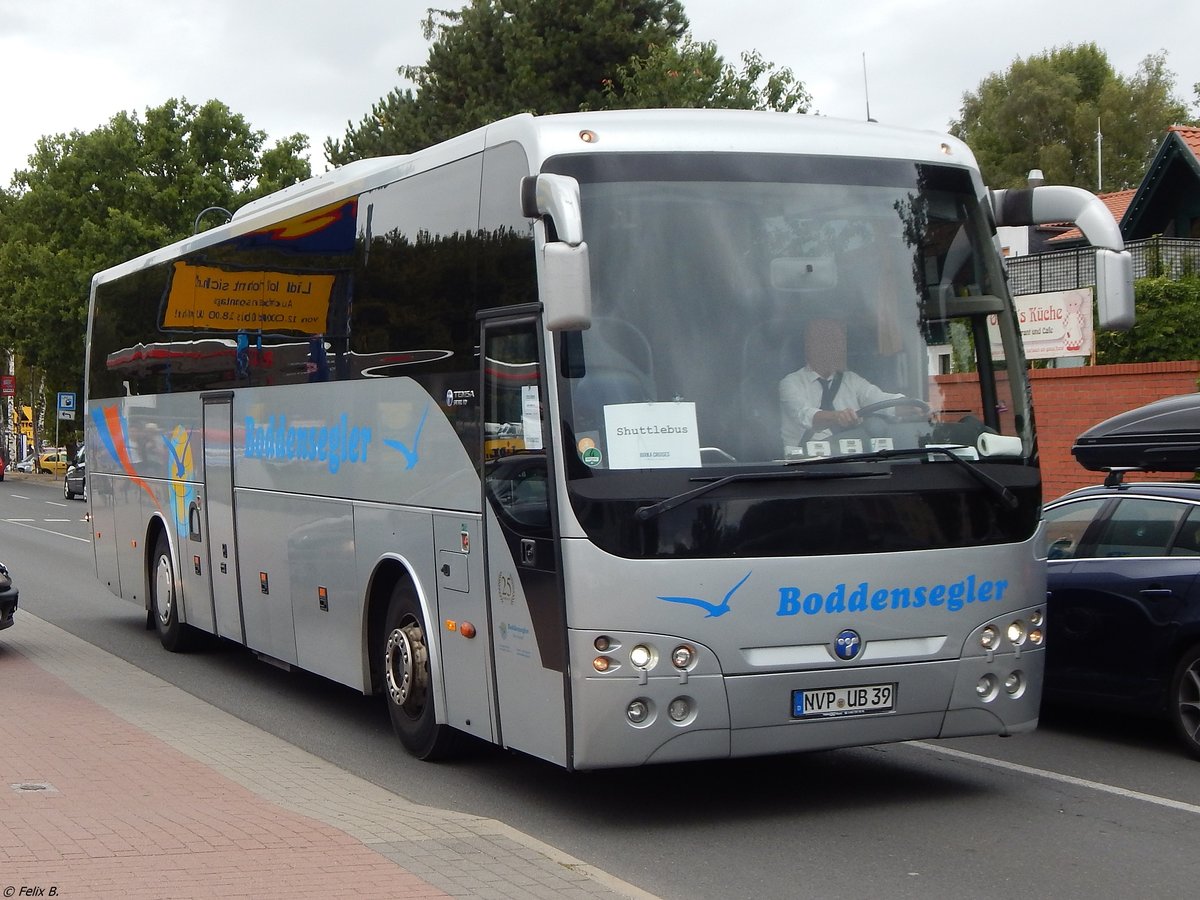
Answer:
xmin=432 ymin=514 xmax=495 ymax=742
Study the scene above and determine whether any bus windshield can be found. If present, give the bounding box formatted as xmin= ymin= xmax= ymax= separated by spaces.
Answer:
xmin=546 ymin=152 xmax=1036 ymax=558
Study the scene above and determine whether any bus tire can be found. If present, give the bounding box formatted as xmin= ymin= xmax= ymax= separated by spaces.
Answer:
xmin=382 ymin=582 xmax=458 ymax=760
xmin=1170 ymin=644 xmax=1200 ymax=759
xmin=150 ymin=532 xmax=191 ymax=652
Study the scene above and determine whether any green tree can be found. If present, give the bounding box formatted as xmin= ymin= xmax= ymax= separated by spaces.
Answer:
xmin=950 ymin=45 xmax=1194 ymax=191
xmin=0 ymin=98 xmax=310 ymax=404
xmin=326 ymin=0 xmax=806 ymax=163
xmin=602 ymin=38 xmax=809 ymax=112
xmin=1097 ymin=275 xmax=1200 ymax=364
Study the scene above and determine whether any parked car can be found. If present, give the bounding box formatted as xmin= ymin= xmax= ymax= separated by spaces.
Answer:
xmin=13 ymin=453 xmax=37 ymax=473
xmin=0 ymin=561 xmax=16 ymax=631
xmin=64 ymin=448 xmax=86 ymax=501
xmin=0 ymin=454 xmax=5 ymax=480
xmin=1043 ymin=478 xmax=1200 ymax=759
xmin=37 ymin=449 xmax=69 ymax=477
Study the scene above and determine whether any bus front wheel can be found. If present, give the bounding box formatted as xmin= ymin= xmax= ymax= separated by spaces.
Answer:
xmin=150 ymin=532 xmax=191 ymax=652
xmin=382 ymin=583 xmax=458 ymax=760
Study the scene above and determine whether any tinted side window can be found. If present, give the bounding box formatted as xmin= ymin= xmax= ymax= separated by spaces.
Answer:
xmin=1170 ymin=507 xmax=1200 ymax=556
xmin=1092 ymin=497 xmax=1187 ymax=558
xmin=1044 ymin=498 xmax=1108 ymax=560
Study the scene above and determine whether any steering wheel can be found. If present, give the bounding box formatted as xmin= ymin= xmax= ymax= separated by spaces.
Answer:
xmin=856 ymin=397 xmax=931 ymax=421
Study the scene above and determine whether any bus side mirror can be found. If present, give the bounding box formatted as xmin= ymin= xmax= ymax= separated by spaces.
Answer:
xmin=542 ymin=242 xmax=592 ymax=332
xmin=522 ymin=174 xmax=592 ymax=332
xmin=1095 ymin=248 xmax=1134 ymax=331
xmin=992 ymin=184 xmax=1136 ymax=332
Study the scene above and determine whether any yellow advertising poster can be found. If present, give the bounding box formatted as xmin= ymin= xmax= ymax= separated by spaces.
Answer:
xmin=162 ymin=262 xmax=334 ymax=334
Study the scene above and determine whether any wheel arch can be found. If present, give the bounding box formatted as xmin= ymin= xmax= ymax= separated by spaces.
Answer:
xmin=142 ymin=514 xmax=173 ymax=615
xmin=364 ymin=554 xmax=442 ymax=706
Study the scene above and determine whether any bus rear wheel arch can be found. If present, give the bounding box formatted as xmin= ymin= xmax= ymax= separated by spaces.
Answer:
xmin=381 ymin=580 xmax=459 ymax=760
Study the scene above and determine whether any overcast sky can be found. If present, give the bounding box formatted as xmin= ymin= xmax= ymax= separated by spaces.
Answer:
xmin=1 ymin=0 xmax=1197 ymax=187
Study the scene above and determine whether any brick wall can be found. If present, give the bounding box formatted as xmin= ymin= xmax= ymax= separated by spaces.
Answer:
xmin=933 ymin=361 xmax=1200 ymax=501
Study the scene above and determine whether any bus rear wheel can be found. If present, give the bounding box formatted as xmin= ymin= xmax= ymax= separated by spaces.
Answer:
xmin=382 ymin=583 xmax=458 ymax=760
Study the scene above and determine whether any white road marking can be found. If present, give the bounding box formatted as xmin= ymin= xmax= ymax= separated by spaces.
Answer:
xmin=911 ymin=741 xmax=1200 ymax=815
xmin=1 ymin=519 xmax=91 ymax=543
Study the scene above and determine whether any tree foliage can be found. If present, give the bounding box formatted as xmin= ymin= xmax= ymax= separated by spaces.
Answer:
xmin=326 ymin=0 xmax=808 ymax=162
xmin=0 ymin=98 xmax=310 ymax=411
xmin=1097 ymin=275 xmax=1200 ymax=364
xmin=950 ymin=45 xmax=1194 ymax=191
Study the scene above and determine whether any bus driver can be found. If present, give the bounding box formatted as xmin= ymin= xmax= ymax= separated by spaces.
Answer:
xmin=779 ymin=316 xmax=901 ymax=447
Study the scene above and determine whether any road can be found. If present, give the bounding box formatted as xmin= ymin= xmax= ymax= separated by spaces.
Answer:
xmin=3 ymin=471 xmax=1198 ymax=899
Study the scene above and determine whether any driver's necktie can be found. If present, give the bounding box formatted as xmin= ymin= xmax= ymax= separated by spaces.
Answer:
xmin=817 ymin=377 xmax=837 ymax=410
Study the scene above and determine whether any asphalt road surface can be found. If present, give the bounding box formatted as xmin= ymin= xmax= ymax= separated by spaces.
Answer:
xmin=3 ymin=471 xmax=1198 ymax=899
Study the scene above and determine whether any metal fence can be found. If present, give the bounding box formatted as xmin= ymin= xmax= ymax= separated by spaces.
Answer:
xmin=1006 ymin=237 xmax=1200 ymax=296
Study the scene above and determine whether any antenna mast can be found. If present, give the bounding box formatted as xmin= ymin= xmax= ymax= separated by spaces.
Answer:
xmin=862 ymin=53 xmax=876 ymax=122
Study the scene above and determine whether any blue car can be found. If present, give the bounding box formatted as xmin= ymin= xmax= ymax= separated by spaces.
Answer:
xmin=1043 ymin=479 xmax=1200 ymax=759
xmin=0 ymin=561 xmax=16 ymax=631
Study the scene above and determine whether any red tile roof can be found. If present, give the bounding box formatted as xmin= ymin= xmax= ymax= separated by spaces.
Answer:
xmin=1169 ymin=125 xmax=1200 ymax=160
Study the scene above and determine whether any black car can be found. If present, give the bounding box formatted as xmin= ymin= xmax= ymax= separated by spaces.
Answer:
xmin=1043 ymin=479 xmax=1200 ymax=758
xmin=0 ymin=561 xmax=17 ymax=631
xmin=64 ymin=447 xmax=86 ymax=501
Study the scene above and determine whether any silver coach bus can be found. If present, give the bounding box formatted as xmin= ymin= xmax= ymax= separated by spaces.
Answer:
xmin=85 ymin=110 xmax=1133 ymax=769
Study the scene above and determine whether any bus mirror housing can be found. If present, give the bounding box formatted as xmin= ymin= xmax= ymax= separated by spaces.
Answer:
xmin=1094 ymin=248 xmax=1134 ymax=331
xmin=541 ymin=242 xmax=592 ymax=332
xmin=991 ymin=183 xmax=1135 ymax=332
xmin=522 ymin=173 xmax=592 ymax=331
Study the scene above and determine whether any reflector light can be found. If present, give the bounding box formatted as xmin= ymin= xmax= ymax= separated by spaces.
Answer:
xmin=593 ymin=656 xmax=611 ymax=672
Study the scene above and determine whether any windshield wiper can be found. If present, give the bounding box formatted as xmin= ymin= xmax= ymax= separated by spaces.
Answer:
xmin=787 ymin=446 xmax=1019 ymax=509
xmin=634 ymin=465 xmax=887 ymax=521
xmin=634 ymin=447 xmax=1020 ymax=522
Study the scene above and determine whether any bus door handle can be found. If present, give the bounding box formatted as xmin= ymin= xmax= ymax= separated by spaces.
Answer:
xmin=188 ymin=501 xmax=203 ymax=541
xmin=521 ymin=539 xmax=536 ymax=566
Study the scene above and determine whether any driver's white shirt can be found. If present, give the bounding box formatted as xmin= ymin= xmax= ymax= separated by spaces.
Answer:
xmin=778 ymin=366 xmax=901 ymax=446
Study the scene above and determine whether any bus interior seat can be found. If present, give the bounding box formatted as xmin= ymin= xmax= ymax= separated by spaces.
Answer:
xmin=740 ymin=319 xmax=806 ymax=459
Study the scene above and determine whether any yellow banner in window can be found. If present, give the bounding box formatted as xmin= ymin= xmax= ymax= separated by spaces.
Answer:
xmin=162 ymin=262 xmax=334 ymax=334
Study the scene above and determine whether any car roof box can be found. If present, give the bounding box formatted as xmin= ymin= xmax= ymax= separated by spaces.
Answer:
xmin=1073 ymin=393 xmax=1200 ymax=472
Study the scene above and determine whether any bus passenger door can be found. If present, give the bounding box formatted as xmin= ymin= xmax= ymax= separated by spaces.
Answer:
xmin=481 ymin=317 xmax=569 ymax=766
xmin=203 ymin=396 xmax=244 ymax=643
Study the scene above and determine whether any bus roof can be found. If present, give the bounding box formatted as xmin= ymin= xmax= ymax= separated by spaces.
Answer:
xmin=92 ymin=109 xmax=979 ymax=287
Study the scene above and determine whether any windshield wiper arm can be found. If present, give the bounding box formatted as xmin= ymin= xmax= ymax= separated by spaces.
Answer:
xmin=794 ymin=446 xmax=1019 ymax=509
xmin=634 ymin=466 xmax=885 ymax=522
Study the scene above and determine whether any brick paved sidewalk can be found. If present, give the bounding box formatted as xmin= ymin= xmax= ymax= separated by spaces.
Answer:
xmin=0 ymin=614 xmax=656 ymax=900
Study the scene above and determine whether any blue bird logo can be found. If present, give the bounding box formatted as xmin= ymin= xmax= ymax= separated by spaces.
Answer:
xmin=657 ymin=571 xmax=751 ymax=618
xmin=383 ymin=401 xmax=430 ymax=470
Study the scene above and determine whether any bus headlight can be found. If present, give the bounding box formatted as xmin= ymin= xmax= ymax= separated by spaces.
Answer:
xmin=975 ymin=674 xmax=998 ymax=701
xmin=668 ymin=697 xmax=693 ymax=723
xmin=1004 ymin=671 xmax=1025 ymax=696
xmin=980 ymin=625 xmax=999 ymax=650
xmin=671 ymin=644 xmax=696 ymax=670
xmin=627 ymin=698 xmax=651 ymax=725
xmin=630 ymin=644 xmax=655 ymax=669
xmin=1006 ymin=621 xmax=1026 ymax=646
